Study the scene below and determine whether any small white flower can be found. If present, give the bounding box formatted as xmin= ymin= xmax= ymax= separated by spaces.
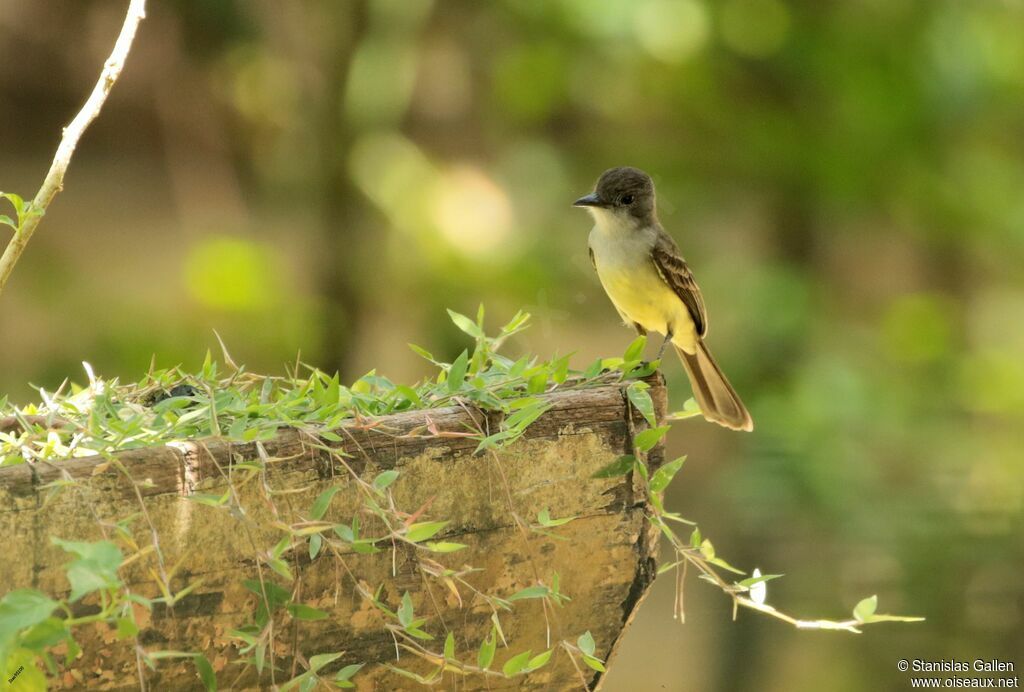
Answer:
xmin=750 ymin=568 xmax=767 ymax=605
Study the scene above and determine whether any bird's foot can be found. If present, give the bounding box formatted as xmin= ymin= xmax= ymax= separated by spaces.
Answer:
xmin=655 ymin=332 xmax=673 ymax=361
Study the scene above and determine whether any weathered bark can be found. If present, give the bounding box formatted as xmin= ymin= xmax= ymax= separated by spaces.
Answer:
xmin=0 ymin=376 xmax=666 ymax=690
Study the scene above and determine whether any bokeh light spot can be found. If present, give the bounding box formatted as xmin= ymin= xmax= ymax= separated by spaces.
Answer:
xmin=560 ymin=0 xmax=634 ymax=38
xmin=960 ymin=352 xmax=1024 ymax=415
xmin=349 ymin=131 xmax=436 ymax=232
xmin=184 ymin=236 xmax=278 ymax=311
xmin=432 ymin=167 xmax=514 ymax=259
xmin=633 ymin=0 xmax=709 ymax=64
xmin=345 ymin=39 xmax=418 ymax=126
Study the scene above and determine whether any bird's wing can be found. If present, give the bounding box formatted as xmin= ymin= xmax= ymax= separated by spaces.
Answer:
xmin=651 ymin=230 xmax=708 ymax=337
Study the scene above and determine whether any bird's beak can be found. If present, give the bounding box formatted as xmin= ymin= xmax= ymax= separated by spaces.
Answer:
xmin=573 ymin=192 xmax=603 ymax=208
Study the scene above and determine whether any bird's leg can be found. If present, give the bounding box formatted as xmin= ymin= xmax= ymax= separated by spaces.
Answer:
xmin=656 ymin=329 xmax=673 ymax=361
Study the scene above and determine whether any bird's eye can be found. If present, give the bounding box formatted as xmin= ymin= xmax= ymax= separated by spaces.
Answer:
xmin=621 ymin=194 xmax=634 ymax=205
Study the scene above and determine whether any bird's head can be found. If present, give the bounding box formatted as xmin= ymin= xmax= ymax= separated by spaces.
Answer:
xmin=573 ymin=166 xmax=657 ymax=229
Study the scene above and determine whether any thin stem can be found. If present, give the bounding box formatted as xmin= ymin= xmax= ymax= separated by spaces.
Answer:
xmin=0 ymin=0 xmax=147 ymax=296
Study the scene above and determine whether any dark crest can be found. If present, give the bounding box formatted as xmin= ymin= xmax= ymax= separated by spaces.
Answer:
xmin=594 ymin=166 xmax=656 ymax=221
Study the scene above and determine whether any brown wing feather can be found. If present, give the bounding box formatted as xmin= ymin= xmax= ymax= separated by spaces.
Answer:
xmin=650 ymin=230 xmax=708 ymax=337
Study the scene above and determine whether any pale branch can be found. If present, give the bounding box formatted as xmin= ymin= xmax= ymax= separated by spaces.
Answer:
xmin=0 ymin=0 xmax=147 ymax=296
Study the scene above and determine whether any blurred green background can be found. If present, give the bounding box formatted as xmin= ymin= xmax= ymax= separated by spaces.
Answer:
xmin=1 ymin=1 xmax=1021 ymax=689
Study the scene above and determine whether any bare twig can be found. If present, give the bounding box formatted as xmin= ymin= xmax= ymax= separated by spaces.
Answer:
xmin=0 ymin=0 xmax=147 ymax=296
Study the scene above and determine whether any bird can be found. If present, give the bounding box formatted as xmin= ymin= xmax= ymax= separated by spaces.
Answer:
xmin=574 ymin=166 xmax=753 ymax=432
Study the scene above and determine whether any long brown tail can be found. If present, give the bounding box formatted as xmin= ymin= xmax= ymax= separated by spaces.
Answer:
xmin=675 ymin=340 xmax=753 ymax=432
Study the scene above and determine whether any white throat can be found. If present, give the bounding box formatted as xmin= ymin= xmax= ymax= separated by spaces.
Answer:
xmin=587 ymin=207 xmax=638 ymax=237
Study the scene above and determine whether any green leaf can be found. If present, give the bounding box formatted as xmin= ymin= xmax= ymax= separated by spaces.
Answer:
xmin=657 ymin=560 xmax=682 ymax=575
xmin=526 ymin=648 xmax=552 ymax=671
xmin=1 ymin=192 xmax=25 ymax=221
xmin=626 ymin=381 xmax=656 ymax=426
xmin=500 ymin=310 xmax=530 ymax=335
xmin=350 ymin=540 xmax=380 ymax=554
xmin=527 ymin=371 xmax=548 ymax=394
xmin=477 ymin=627 xmax=497 ymax=669
xmin=286 ymin=604 xmax=328 ymax=620
xmin=310 ymin=486 xmax=340 ymax=520
xmin=243 ymin=579 xmax=290 ymax=602
xmin=0 ymin=590 xmax=59 ymax=644
xmin=694 ymin=538 xmax=744 ymax=574
xmin=0 ymin=214 xmax=15 ymax=229
xmin=424 ymin=541 xmax=467 ymax=553
xmin=592 ymin=455 xmax=636 ymax=479
xmin=583 ymin=358 xmax=605 ymax=379
xmin=474 ymin=429 xmax=516 ymax=454
xmin=335 ymin=663 xmax=364 ymax=684
xmin=508 ymin=585 xmax=548 ymax=601
xmin=268 ymin=557 xmax=294 ymax=581
xmin=707 ymin=555 xmax=745 ymax=575
xmin=737 ymin=573 xmax=784 ymax=589
xmin=229 ymin=628 xmax=257 ymax=647
xmin=552 ymin=354 xmax=570 ymax=383
xmin=187 ymin=491 xmax=231 ymax=507
xmin=407 ymin=343 xmax=437 ymax=363
xmin=504 ymin=399 xmax=550 ymax=431
xmin=405 ymin=627 xmax=434 ymax=641
xmin=447 ymin=309 xmax=485 ymax=339
xmin=309 ymin=651 xmax=343 ymax=672
xmin=20 ymin=617 xmax=69 ymax=651
xmin=271 ymin=535 xmax=291 ymax=559
xmin=634 ymin=458 xmax=649 ymax=480
xmin=447 ymin=351 xmax=469 ymax=393
xmin=333 ymin=524 xmax=354 ymax=542
xmin=406 ymin=521 xmax=448 ymax=543
xmin=668 ymin=398 xmax=703 ymax=420
xmin=582 ymin=654 xmax=606 ymax=672
xmin=373 ymin=470 xmax=399 ymax=491
xmin=2 ymin=650 xmax=46 ymax=689
xmin=502 ymin=650 xmax=532 ymax=677
xmin=577 ymin=631 xmax=595 ymax=657
xmin=649 ymin=456 xmax=686 ymax=492
xmin=623 ymin=359 xmax=658 ymax=379
xmin=308 ymin=534 xmax=322 ymax=560
xmin=397 ymin=592 xmax=414 ymax=628
xmin=51 ymin=538 xmax=123 ymax=601
xmin=623 ymin=335 xmax=647 ymax=363
xmin=633 ymin=426 xmax=670 ymax=452
xmin=255 ymin=641 xmax=267 ymax=674
xmin=394 ymin=385 xmax=422 ymax=408
xmin=700 ymin=538 xmax=715 ymax=560
xmin=537 ymin=508 xmax=574 ymax=528
xmin=444 ymin=632 xmax=455 ymax=660
xmin=116 ymin=616 xmax=139 ymax=639
xmin=853 ymin=595 xmax=877 ymax=623
xmin=194 ymin=654 xmax=216 ymax=691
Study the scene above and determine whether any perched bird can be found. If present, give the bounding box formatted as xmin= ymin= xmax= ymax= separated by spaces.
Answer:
xmin=575 ymin=166 xmax=753 ymax=432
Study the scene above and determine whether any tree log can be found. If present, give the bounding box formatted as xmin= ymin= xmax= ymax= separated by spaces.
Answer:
xmin=0 ymin=376 xmax=667 ymax=690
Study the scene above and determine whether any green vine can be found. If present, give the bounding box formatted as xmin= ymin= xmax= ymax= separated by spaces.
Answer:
xmin=0 ymin=308 xmax=921 ymax=689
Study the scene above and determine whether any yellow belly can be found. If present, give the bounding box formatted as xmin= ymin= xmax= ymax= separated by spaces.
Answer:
xmin=596 ymin=260 xmax=698 ymax=352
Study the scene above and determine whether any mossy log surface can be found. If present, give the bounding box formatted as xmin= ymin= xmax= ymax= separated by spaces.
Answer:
xmin=0 ymin=376 xmax=667 ymax=691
